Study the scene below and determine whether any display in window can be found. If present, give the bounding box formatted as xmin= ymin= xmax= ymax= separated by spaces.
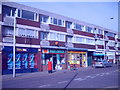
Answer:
xmin=15 ymin=54 xmax=21 ymax=69
xmin=7 ymin=53 xmax=13 ymax=69
xmin=29 ymin=54 xmax=35 ymax=68
xmin=22 ymin=54 xmax=28 ymax=69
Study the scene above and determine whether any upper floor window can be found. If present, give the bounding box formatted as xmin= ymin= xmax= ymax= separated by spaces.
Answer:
xmin=106 ymin=32 xmax=115 ymax=37
xmin=96 ymin=40 xmax=104 ymax=45
xmin=67 ymin=36 xmax=73 ymax=43
xmin=86 ymin=27 xmax=93 ymax=33
xmin=22 ymin=10 xmax=34 ymax=20
xmin=51 ymin=18 xmax=64 ymax=26
xmin=3 ymin=5 xmax=16 ymax=17
xmin=86 ymin=38 xmax=95 ymax=44
xmin=48 ymin=32 xmax=65 ymax=42
xmin=40 ymin=15 xmax=49 ymax=23
xmin=75 ymin=36 xmax=84 ymax=43
xmin=41 ymin=32 xmax=48 ymax=40
xmin=97 ymin=29 xmax=103 ymax=35
xmin=3 ymin=26 xmax=14 ymax=36
xmin=74 ymin=24 xmax=84 ymax=31
xmin=17 ymin=28 xmax=38 ymax=38
xmin=66 ymin=21 xmax=72 ymax=29
xmin=108 ymin=41 xmax=115 ymax=46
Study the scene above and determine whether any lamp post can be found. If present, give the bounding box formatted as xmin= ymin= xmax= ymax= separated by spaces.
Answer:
xmin=13 ymin=9 xmax=18 ymax=78
xmin=104 ymin=17 xmax=114 ymax=61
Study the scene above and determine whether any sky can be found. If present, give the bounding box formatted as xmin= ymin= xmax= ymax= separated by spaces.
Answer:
xmin=17 ymin=2 xmax=118 ymax=32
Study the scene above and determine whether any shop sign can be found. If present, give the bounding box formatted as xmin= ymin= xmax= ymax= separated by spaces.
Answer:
xmin=49 ymin=50 xmax=65 ymax=54
xmin=68 ymin=60 xmax=78 ymax=64
xmin=68 ymin=51 xmax=86 ymax=54
xmin=16 ymin=48 xmax=27 ymax=52
xmin=42 ymin=49 xmax=49 ymax=53
xmin=93 ymin=52 xmax=105 ymax=56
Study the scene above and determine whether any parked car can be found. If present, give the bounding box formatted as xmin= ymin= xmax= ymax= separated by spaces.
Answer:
xmin=94 ymin=60 xmax=112 ymax=68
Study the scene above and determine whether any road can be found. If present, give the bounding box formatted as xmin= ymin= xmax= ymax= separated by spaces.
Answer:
xmin=2 ymin=64 xmax=119 ymax=89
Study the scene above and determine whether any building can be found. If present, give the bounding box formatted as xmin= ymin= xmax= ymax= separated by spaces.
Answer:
xmin=0 ymin=2 xmax=120 ymax=74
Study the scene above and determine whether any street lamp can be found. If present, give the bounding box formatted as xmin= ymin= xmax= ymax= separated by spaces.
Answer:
xmin=104 ymin=17 xmax=114 ymax=61
xmin=13 ymin=9 xmax=18 ymax=78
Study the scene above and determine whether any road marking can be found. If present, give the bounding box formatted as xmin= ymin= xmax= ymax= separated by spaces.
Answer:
xmin=38 ymin=84 xmax=50 ymax=88
xmin=105 ymin=72 xmax=110 ymax=75
xmin=58 ymin=81 xmax=68 ymax=84
xmin=74 ymin=78 xmax=86 ymax=81
xmin=85 ymin=76 xmax=91 ymax=78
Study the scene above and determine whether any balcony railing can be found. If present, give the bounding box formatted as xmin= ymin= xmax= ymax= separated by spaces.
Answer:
xmin=40 ymin=23 xmax=49 ymax=32
xmin=3 ymin=16 xmax=14 ymax=26
xmin=40 ymin=40 xmax=50 ymax=46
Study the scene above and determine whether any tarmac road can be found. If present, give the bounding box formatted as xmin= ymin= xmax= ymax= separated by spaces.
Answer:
xmin=2 ymin=64 xmax=119 ymax=89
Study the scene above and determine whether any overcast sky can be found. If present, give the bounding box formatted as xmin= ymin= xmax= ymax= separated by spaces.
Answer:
xmin=17 ymin=2 xmax=118 ymax=32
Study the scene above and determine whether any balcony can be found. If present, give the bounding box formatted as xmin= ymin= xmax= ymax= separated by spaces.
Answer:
xmin=3 ymin=37 xmax=13 ymax=43
xmin=105 ymin=36 xmax=109 ymax=41
xmin=67 ymin=29 xmax=73 ymax=36
xmin=3 ymin=16 xmax=14 ymax=26
xmin=66 ymin=42 xmax=74 ymax=48
xmin=40 ymin=40 xmax=50 ymax=46
xmin=40 ymin=23 xmax=50 ymax=32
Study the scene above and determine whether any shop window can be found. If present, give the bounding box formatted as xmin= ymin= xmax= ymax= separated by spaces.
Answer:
xmin=7 ymin=53 xmax=37 ymax=69
xmin=3 ymin=27 xmax=14 ymax=36
xmin=22 ymin=10 xmax=34 ymax=20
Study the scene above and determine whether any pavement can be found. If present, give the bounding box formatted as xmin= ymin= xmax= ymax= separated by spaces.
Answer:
xmin=2 ymin=66 xmax=93 ymax=80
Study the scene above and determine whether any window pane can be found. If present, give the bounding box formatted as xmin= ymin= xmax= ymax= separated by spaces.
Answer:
xmin=3 ymin=27 xmax=14 ymax=36
xmin=40 ymin=15 xmax=49 ymax=23
xmin=22 ymin=10 xmax=34 ymax=20
xmin=66 ymin=22 xmax=72 ymax=29
xmin=53 ymin=18 xmax=57 ymax=25
xmin=3 ymin=5 xmax=16 ymax=17
xmin=86 ymin=27 xmax=92 ymax=33
xmin=18 ymin=28 xmax=26 ymax=37
xmin=58 ymin=19 xmax=62 ymax=26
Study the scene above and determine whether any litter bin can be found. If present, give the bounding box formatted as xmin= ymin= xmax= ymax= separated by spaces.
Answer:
xmin=48 ymin=61 xmax=52 ymax=73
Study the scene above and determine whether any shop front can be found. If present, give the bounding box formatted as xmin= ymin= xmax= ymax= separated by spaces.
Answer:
xmin=106 ymin=51 xmax=115 ymax=63
xmin=67 ymin=51 xmax=87 ymax=69
xmin=93 ymin=52 xmax=105 ymax=61
xmin=42 ymin=49 xmax=66 ymax=71
xmin=2 ymin=46 xmax=39 ymax=74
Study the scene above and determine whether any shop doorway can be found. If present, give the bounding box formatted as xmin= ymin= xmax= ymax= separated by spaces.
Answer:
xmin=53 ymin=55 xmax=57 ymax=70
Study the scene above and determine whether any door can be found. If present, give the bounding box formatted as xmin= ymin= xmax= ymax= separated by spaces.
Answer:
xmin=53 ymin=56 xmax=57 ymax=70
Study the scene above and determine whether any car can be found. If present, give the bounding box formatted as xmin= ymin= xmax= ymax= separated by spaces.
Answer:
xmin=94 ymin=60 xmax=112 ymax=68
